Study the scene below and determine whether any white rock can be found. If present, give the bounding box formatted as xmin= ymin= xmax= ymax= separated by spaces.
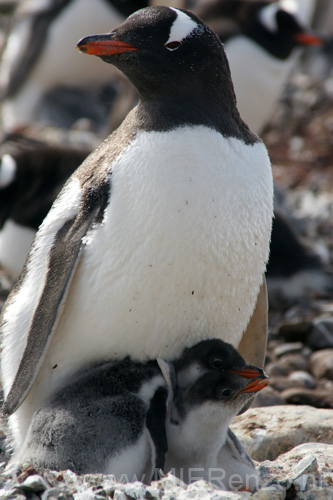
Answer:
xmin=231 ymin=406 xmax=333 ymax=461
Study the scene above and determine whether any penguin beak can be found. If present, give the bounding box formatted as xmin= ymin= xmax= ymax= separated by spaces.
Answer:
xmin=231 ymin=365 xmax=266 ymax=379
xmin=294 ymin=31 xmax=324 ymax=46
xmin=237 ymin=376 xmax=270 ymax=395
xmin=232 ymin=365 xmax=269 ymax=396
xmin=77 ymin=33 xmax=138 ymax=56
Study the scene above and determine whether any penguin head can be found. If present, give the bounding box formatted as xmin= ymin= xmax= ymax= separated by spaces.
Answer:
xmin=171 ymin=339 xmax=269 ymax=422
xmin=76 ymin=6 xmax=234 ymax=104
xmin=251 ymin=1 xmax=324 ymax=59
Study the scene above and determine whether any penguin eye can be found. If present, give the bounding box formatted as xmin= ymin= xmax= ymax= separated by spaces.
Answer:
xmin=211 ymin=358 xmax=224 ymax=369
xmin=165 ymin=41 xmax=181 ymax=51
xmin=220 ymin=388 xmax=232 ymax=398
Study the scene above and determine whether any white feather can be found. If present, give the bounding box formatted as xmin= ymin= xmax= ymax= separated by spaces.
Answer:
xmin=167 ymin=9 xmax=198 ymax=44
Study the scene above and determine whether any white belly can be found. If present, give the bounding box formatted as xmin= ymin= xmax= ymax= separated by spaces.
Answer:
xmin=8 ymin=126 xmax=273 ymax=446
xmin=226 ymin=37 xmax=299 ymax=133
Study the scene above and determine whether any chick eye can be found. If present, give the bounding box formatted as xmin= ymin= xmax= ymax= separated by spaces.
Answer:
xmin=220 ymin=388 xmax=232 ymax=398
xmin=211 ymin=359 xmax=224 ymax=369
xmin=165 ymin=41 xmax=181 ymax=51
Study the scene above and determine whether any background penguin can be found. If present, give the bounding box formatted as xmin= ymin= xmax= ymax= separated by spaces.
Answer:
xmin=0 ymin=133 xmax=90 ymax=276
xmin=12 ymin=356 xmax=171 ymax=481
xmin=195 ymin=0 xmax=324 ymax=133
xmin=0 ymin=0 xmax=186 ymax=132
xmin=164 ymin=339 xmax=269 ymax=490
xmin=0 ymin=6 xmax=273 ymax=451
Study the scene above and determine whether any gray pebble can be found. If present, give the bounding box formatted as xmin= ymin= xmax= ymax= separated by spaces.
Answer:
xmin=273 ymin=342 xmax=304 ymax=358
xmin=278 ymin=321 xmax=312 ymax=343
xmin=288 ymin=371 xmax=316 ymax=389
xmin=251 ymin=386 xmax=285 ymax=407
xmin=281 ymin=387 xmax=333 ymax=408
xmin=310 ymin=349 xmax=333 ymax=380
xmin=17 ymin=474 xmax=49 ymax=493
xmin=308 ymin=316 xmax=333 ymax=350
xmin=42 ymin=487 xmax=74 ymax=500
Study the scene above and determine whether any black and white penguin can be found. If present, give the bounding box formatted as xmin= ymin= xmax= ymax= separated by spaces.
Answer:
xmin=11 ymin=356 xmax=170 ymax=481
xmin=0 ymin=0 xmax=138 ymax=130
xmin=0 ymin=0 xmax=186 ymax=131
xmin=0 ymin=134 xmax=90 ymax=276
xmin=196 ymin=0 xmax=323 ymax=133
xmin=164 ymin=339 xmax=269 ymax=490
xmin=0 ymin=6 xmax=273 ymax=451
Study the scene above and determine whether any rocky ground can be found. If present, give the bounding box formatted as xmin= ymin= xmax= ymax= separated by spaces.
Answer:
xmin=1 ymin=21 xmax=333 ymax=500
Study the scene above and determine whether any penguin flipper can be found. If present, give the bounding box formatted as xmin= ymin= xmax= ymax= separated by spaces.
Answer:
xmin=2 ymin=178 xmax=109 ymax=416
xmin=238 ymin=277 xmax=268 ymax=369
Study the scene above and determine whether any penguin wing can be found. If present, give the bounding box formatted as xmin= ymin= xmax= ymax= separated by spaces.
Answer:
xmin=225 ymin=428 xmax=255 ymax=468
xmin=1 ymin=172 xmax=110 ymax=416
xmin=2 ymin=0 xmax=69 ymax=98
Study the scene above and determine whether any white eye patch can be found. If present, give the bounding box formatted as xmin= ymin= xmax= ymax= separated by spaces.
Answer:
xmin=165 ymin=8 xmax=198 ymax=49
xmin=259 ymin=3 xmax=279 ymax=33
xmin=0 ymin=154 xmax=16 ymax=188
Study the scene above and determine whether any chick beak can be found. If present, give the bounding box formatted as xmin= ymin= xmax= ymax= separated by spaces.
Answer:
xmin=77 ymin=33 xmax=138 ymax=56
xmin=237 ymin=377 xmax=270 ymax=394
xmin=294 ymin=31 xmax=324 ymax=46
xmin=232 ymin=365 xmax=270 ymax=396
xmin=231 ymin=366 xmax=266 ymax=379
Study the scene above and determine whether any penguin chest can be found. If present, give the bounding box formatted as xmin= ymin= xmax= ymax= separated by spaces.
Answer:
xmin=48 ymin=126 xmax=273 ymax=377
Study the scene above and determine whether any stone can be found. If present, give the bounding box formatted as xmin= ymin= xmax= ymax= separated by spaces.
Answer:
xmin=307 ymin=316 xmax=333 ymax=350
xmin=42 ymin=487 xmax=74 ymax=500
xmin=252 ymin=484 xmax=285 ymax=500
xmin=251 ymin=386 xmax=285 ymax=407
xmin=16 ymin=473 xmax=49 ymax=493
xmin=310 ymin=349 xmax=333 ymax=380
xmin=277 ymin=353 xmax=309 ymax=373
xmin=278 ymin=321 xmax=312 ymax=343
xmin=230 ymin=406 xmax=333 ymax=461
xmin=288 ymin=371 xmax=316 ymax=389
xmin=273 ymin=342 xmax=304 ymax=358
xmin=266 ymin=354 xmax=309 ymax=378
xmin=281 ymin=388 xmax=333 ymax=408
xmin=269 ymin=376 xmax=312 ymax=392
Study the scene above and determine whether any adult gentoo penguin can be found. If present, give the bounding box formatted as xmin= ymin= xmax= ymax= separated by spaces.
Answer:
xmin=0 ymin=6 xmax=273 ymax=450
xmin=195 ymin=0 xmax=323 ymax=133
xmin=165 ymin=339 xmax=269 ymax=490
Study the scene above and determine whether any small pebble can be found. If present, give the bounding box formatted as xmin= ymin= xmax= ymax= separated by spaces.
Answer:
xmin=277 ymin=353 xmax=309 ymax=374
xmin=43 ymin=487 xmax=74 ymax=500
xmin=265 ymin=362 xmax=289 ymax=377
xmin=309 ymin=349 xmax=333 ymax=380
xmin=288 ymin=371 xmax=316 ymax=389
xmin=281 ymin=387 xmax=333 ymax=408
xmin=273 ymin=342 xmax=304 ymax=358
xmin=17 ymin=474 xmax=49 ymax=493
xmin=278 ymin=321 xmax=312 ymax=343
xmin=307 ymin=316 xmax=333 ymax=350
xmin=251 ymin=386 xmax=285 ymax=407
xmin=252 ymin=484 xmax=285 ymax=500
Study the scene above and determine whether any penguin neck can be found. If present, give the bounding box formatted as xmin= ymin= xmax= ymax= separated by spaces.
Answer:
xmin=135 ymin=86 xmax=258 ymax=145
xmin=174 ymin=405 xmax=233 ymax=461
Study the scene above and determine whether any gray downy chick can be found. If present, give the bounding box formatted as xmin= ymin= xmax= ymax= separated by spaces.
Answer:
xmin=12 ymin=357 xmax=171 ymax=483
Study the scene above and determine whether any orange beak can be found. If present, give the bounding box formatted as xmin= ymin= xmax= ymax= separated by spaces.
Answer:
xmin=237 ymin=377 xmax=270 ymax=395
xmin=294 ymin=32 xmax=324 ymax=46
xmin=77 ymin=34 xmax=138 ymax=56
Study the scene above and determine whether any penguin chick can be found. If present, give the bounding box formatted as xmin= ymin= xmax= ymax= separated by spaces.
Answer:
xmin=165 ymin=339 xmax=269 ymax=491
xmin=12 ymin=357 xmax=171 ymax=482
